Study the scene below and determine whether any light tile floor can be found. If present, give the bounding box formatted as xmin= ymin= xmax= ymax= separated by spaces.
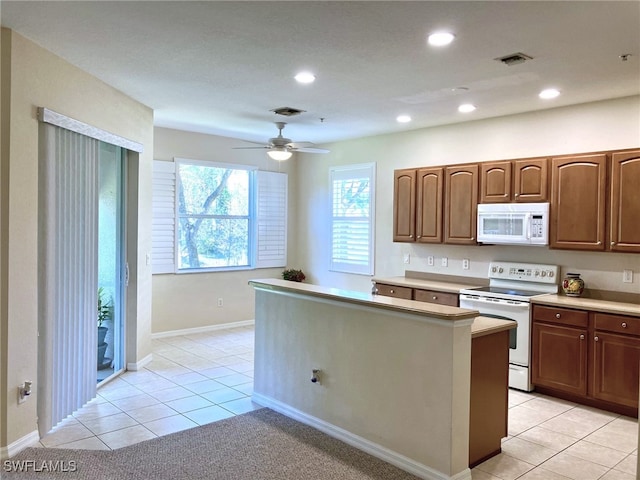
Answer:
xmin=38 ymin=325 xmax=638 ymax=480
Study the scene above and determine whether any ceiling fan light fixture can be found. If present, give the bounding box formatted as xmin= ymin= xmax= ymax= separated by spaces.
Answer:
xmin=267 ymin=147 xmax=293 ymax=161
xmin=396 ymin=115 xmax=412 ymax=123
xmin=539 ymin=88 xmax=560 ymax=99
xmin=458 ymin=103 xmax=476 ymax=113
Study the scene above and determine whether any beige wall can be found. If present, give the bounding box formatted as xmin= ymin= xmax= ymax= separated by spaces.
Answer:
xmin=0 ymin=29 xmax=153 ymax=450
xmin=152 ymin=127 xmax=299 ymax=334
xmin=295 ymin=96 xmax=640 ymax=293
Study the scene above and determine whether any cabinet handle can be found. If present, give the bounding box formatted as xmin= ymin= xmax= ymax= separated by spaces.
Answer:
xmin=622 ymin=323 xmax=627 ymax=328
xmin=409 ymin=235 xmax=413 ymax=239
xmin=580 ymin=334 xmax=585 ymax=340
xmin=555 ymin=313 xmax=561 ymax=319
xmin=597 ymin=241 xmax=602 ymax=245
xmin=515 ymin=193 xmax=520 ymax=197
xmin=390 ymin=289 xmax=395 ymax=294
xmin=417 ymin=235 xmax=422 ymax=239
xmin=471 ymin=237 xmax=475 ymax=241
xmin=611 ymin=242 xmax=616 ymax=246
xmin=594 ymin=336 xmax=599 ymax=342
xmin=432 ymin=296 xmax=437 ymax=300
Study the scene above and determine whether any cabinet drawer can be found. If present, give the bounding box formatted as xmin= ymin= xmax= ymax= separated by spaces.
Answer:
xmin=375 ymin=283 xmax=412 ymax=300
xmin=532 ymin=305 xmax=588 ymax=328
xmin=414 ymin=289 xmax=458 ymax=306
xmin=593 ymin=313 xmax=640 ymax=336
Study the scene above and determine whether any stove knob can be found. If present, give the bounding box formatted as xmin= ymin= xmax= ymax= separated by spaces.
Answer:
xmin=541 ymin=271 xmax=547 ymax=277
xmin=491 ymin=267 xmax=497 ymax=273
xmin=498 ymin=267 xmax=503 ymax=273
xmin=548 ymin=271 xmax=554 ymax=278
xmin=534 ymin=270 xmax=540 ymax=276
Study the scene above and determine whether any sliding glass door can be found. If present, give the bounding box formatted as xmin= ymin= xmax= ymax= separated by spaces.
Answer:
xmin=97 ymin=142 xmax=126 ymax=383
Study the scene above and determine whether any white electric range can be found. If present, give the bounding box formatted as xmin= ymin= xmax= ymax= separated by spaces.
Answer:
xmin=459 ymin=261 xmax=559 ymax=391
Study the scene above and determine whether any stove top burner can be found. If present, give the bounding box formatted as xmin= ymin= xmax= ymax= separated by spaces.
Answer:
xmin=467 ymin=286 xmax=544 ymax=298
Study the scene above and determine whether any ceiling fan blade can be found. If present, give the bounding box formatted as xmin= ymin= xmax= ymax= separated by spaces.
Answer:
xmin=291 ymin=147 xmax=330 ymax=154
xmin=232 ymin=146 xmax=269 ymax=150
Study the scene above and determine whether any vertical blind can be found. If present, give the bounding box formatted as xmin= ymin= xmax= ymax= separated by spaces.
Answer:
xmin=151 ymin=161 xmax=176 ymax=274
xmin=255 ymin=170 xmax=287 ymax=268
xmin=38 ymin=124 xmax=99 ymax=435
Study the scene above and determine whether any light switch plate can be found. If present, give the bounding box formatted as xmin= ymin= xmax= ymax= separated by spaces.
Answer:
xmin=441 ymin=257 xmax=448 ymax=267
xmin=403 ymin=254 xmax=410 ymax=264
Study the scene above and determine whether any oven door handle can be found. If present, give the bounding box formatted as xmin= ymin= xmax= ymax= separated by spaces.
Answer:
xmin=460 ymin=296 xmax=529 ymax=308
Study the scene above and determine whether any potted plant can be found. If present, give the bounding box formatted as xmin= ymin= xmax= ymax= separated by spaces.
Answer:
xmin=282 ymin=268 xmax=306 ymax=282
xmin=97 ymin=287 xmax=112 ymax=368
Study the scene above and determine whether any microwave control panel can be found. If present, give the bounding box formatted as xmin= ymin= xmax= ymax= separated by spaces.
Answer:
xmin=531 ymin=215 xmax=544 ymax=238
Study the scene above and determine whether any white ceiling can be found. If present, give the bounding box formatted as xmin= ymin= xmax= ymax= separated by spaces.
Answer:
xmin=2 ymin=1 xmax=639 ymax=146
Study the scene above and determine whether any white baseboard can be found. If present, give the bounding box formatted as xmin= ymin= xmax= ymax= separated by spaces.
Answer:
xmin=126 ymin=353 xmax=153 ymax=371
xmin=251 ymin=393 xmax=471 ymax=480
xmin=151 ymin=319 xmax=255 ymax=339
xmin=0 ymin=430 xmax=40 ymax=460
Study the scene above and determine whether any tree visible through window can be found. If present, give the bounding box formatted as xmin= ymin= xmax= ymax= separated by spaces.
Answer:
xmin=177 ymin=161 xmax=250 ymax=270
xmin=330 ymin=163 xmax=376 ymax=275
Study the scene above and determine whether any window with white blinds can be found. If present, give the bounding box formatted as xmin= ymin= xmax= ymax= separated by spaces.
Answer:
xmin=151 ymin=160 xmax=287 ymax=273
xmin=152 ymin=161 xmax=176 ymax=274
xmin=329 ymin=163 xmax=375 ymax=275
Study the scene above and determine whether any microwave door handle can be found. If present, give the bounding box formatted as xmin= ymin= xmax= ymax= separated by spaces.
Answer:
xmin=525 ymin=213 xmax=531 ymax=239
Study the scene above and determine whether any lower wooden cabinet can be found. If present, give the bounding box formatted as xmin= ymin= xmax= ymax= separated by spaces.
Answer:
xmin=374 ymin=283 xmax=459 ymax=306
xmin=532 ymin=305 xmax=640 ymax=416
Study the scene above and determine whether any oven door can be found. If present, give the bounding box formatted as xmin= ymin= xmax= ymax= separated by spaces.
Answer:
xmin=459 ymin=295 xmax=530 ymax=367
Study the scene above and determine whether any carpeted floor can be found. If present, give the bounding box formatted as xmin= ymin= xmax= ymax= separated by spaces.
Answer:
xmin=3 ymin=408 xmax=419 ymax=479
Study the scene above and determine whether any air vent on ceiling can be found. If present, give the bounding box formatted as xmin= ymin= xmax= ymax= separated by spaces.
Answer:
xmin=494 ymin=52 xmax=533 ymax=66
xmin=270 ymin=106 xmax=306 ymax=117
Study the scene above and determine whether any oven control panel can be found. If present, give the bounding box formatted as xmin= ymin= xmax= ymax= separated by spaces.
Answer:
xmin=488 ymin=262 xmax=558 ymax=283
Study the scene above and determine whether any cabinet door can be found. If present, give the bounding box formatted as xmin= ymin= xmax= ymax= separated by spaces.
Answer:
xmin=480 ymin=161 xmax=511 ymax=203
xmin=531 ymin=322 xmax=587 ymax=396
xmin=416 ymin=167 xmax=443 ymax=243
xmin=610 ymin=150 xmax=640 ymax=253
xmin=591 ymin=331 xmax=640 ymax=408
xmin=444 ymin=164 xmax=478 ymax=244
xmin=514 ymin=158 xmax=549 ymax=202
xmin=550 ymin=154 xmax=607 ymax=250
xmin=393 ymin=169 xmax=416 ymax=242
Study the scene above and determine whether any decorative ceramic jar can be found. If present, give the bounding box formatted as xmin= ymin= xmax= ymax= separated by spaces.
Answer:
xmin=562 ymin=273 xmax=585 ymax=297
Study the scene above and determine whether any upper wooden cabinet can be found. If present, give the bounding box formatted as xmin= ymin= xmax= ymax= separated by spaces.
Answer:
xmin=480 ymin=158 xmax=548 ymax=203
xmin=444 ymin=164 xmax=478 ymax=244
xmin=416 ymin=167 xmax=443 ymax=243
xmin=393 ymin=167 xmax=443 ymax=243
xmin=393 ymin=169 xmax=416 ymax=242
xmin=609 ymin=150 xmax=640 ymax=253
xmin=550 ymin=154 xmax=607 ymax=250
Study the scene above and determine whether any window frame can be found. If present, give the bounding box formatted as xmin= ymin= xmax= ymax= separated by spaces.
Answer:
xmin=329 ymin=162 xmax=376 ymax=275
xmin=175 ymin=158 xmax=257 ymax=273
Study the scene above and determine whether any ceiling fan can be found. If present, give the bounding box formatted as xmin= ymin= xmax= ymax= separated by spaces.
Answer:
xmin=233 ymin=122 xmax=329 ymax=160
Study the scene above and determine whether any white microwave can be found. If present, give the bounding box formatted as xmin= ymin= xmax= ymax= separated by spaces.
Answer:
xmin=477 ymin=203 xmax=550 ymax=246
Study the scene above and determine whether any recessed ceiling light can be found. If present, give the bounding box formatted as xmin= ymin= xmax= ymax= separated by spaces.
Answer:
xmin=458 ymin=104 xmax=476 ymax=113
xmin=428 ymin=32 xmax=455 ymax=47
xmin=396 ymin=115 xmax=412 ymax=123
xmin=539 ymin=88 xmax=560 ymax=99
xmin=294 ymin=72 xmax=316 ymax=84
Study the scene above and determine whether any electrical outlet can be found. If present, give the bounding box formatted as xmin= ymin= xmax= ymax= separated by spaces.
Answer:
xmin=462 ymin=258 xmax=470 ymax=270
xmin=403 ymin=254 xmax=410 ymax=264
xmin=441 ymin=257 xmax=448 ymax=267
xmin=427 ymin=256 xmax=434 ymax=266
xmin=623 ymin=270 xmax=633 ymax=283
xmin=217 ymin=298 xmax=223 ymax=307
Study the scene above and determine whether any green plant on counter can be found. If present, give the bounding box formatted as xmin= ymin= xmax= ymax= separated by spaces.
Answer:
xmin=282 ymin=268 xmax=306 ymax=282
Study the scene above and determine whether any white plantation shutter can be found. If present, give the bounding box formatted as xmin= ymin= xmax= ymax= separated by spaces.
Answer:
xmin=152 ymin=161 xmax=176 ymax=274
xmin=330 ymin=163 xmax=376 ymax=275
xmin=255 ymin=171 xmax=288 ymax=268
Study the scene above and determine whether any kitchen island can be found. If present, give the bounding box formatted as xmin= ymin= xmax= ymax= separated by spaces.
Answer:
xmin=249 ymin=279 xmax=514 ymax=480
